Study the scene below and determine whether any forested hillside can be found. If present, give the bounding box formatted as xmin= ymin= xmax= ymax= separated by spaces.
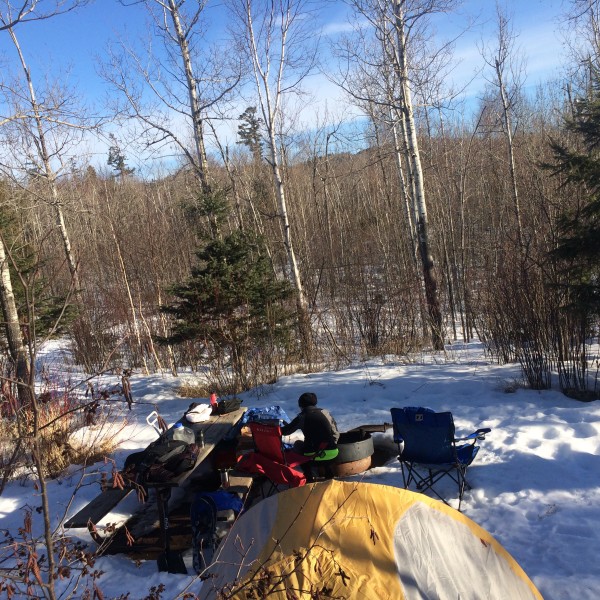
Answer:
xmin=0 ymin=0 xmax=598 ymax=402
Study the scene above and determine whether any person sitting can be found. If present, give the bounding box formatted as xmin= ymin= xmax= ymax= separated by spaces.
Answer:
xmin=281 ymin=392 xmax=340 ymax=460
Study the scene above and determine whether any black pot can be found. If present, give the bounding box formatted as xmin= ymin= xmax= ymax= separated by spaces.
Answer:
xmin=335 ymin=431 xmax=374 ymax=464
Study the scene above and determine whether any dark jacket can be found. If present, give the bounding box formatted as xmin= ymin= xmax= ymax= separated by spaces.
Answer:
xmin=281 ymin=406 xmax=340 ymax=454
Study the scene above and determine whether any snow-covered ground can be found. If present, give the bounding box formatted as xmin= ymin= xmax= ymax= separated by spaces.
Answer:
xmin=1 ymin=340 xmax=599 ymax=599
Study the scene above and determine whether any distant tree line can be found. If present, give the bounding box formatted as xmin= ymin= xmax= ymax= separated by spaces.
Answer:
xmin=0 ymin=0 xmax=599 ymax=404
xmin=2 ymin=1 xmax=600 ymax=597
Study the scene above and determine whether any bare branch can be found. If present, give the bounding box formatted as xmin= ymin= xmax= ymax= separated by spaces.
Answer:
xmin=0 ymin=0 xmax=90 ymax=31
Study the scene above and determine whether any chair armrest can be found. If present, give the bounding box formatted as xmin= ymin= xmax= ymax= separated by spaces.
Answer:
xmin=455 ymin=428 xmax=491 ymax=442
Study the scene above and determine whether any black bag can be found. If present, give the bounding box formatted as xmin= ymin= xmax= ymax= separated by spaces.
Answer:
xmin=124 ymin=440 xmax=185 ymax=471
xmin=123 ymin=439 xmax=189 ymax=483
xmin=164 ymin=443 xmax=200 ymax=475
xmin=212 ymin=398 xmax=242 ymax=415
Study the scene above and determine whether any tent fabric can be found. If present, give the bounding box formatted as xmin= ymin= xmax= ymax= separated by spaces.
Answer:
xmin=199 ymin=480 xmax=542 ymax=600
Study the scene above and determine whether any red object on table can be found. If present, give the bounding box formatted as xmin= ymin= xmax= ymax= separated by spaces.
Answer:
xmin=210 ymin=392 xmax=218 ymax=408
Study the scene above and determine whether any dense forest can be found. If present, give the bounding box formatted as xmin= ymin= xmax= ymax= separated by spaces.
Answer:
xmin=0 ymin=0 xmax=599 ymax=407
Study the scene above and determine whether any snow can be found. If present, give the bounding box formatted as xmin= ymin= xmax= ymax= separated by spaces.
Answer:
xmin=1 ymin=340 xmax=599 ymax=599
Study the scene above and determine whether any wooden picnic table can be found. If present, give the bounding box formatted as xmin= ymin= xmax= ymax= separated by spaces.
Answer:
xmin=65 ymin=407 xmax=247 ymax=551
xmin=144 ymin=407 xmax=246 ymax=488
xmin=144 ymin=407 xmax=247 ymax=572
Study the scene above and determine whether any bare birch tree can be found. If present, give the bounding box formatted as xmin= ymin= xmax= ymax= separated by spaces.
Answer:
xmin=0 ymin=4 xmax=93 ymax=596
xmin=0 ymin=231 xmax=32 ymax=406
xmin=562 ymin=0 xmax=600 ymax=96
xmin=480 ymin=4 xmax=526 ymax=251
xmin=336 ymin=0 xmax=453 ymax=349
xmin=0 ymin=0 xmax=87 ymax=31
xmin=228 ymin=0 xmax=316 ymax=352
xmin=0 ymin=3 xmax=99 ymax=306
xmin=105 ymin=0 xmax=240 ymax=191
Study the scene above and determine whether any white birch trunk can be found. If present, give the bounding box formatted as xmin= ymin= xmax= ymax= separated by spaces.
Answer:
xmin=392 ymin=0 xmax=444 ymax=350
xmin=0 ymin=237 xmax=32 ymax=405
xmin=243 ymin=0 xmax=308 ymax=316
xmin=495 ymin=58 xmax=525 ymax=250
xmin=9 ymin=27 xmax=82 ymax=303
xmin=167 ymin=0 xmax=211 ymax=193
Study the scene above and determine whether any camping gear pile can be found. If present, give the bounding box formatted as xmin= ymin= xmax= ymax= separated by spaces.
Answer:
xmin=68 ymin=398 xmax=511 ymax=592
xmin=122 ymin=435 xmax=200 ymax=484
xmin=122 ymin=399 xmax=245 ymax=485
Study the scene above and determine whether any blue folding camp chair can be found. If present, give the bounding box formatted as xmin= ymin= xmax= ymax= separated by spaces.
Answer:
xmin=390 ymin=407 xmax=491 ymax=510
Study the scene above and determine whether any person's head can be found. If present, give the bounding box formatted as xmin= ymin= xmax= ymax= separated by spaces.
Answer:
xmin=298 ymin=392 xmax=317 ymax=408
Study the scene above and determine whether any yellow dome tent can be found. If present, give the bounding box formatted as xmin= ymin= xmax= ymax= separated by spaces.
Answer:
xmin=199 ymin=480 xmax=542 ymax=600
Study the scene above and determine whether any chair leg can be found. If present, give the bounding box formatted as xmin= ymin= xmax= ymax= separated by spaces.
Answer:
xmin=251 ymin=476 xmax=277 ymax=499
xmin=399 ymin=460 xmax=475 ymax=510
xmin=265 ymin=479 xmax=279 ymax=497
xmin=399 ymin=460 xmax=413 ymax=489
xmin=456 ymin=466 xmax=473 ymax=511
xmin=321 ymin=461 xmax=336 ymax=480
xmin=404 ymin=465 xmax=464 ymax=508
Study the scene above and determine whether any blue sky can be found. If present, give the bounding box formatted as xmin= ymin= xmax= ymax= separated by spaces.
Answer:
xmin=1 ymin=0 xmax=567 ymax=98
xmin=2 ymin=1 xmax=151 ymax=98
xmin=446 ymin=0 xmax=566 ymax=93
xmin=0 ymin=0 xmax=569 ymax=172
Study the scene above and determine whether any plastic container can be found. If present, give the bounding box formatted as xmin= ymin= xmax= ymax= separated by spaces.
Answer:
xmin=220 ymin=469 xmax=230 ymax=488
xmin=170 ymin=422 xmax=195 ymax=444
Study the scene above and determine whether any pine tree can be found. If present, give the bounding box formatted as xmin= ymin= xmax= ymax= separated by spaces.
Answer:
xmin=237 ymin=106 xmax=263 ymax=162
xmin=107 ymin=135 xmax=135 ymax=178
xmin=160 ymin=214 xmax=295 ymax=390
xmin=547 ymin=72 xmax=600 ymax=314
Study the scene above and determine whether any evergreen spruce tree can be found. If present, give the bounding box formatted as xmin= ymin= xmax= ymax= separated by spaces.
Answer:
xmin=161 ymin=192 xmax=295 ymax=391
xmin=237 ymin=106 xmax=263 ymax=162
xmin=548 ymin=72 xmax=600 ymax=315
xmin=107 ymin=134 xmax=135 ymax=179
